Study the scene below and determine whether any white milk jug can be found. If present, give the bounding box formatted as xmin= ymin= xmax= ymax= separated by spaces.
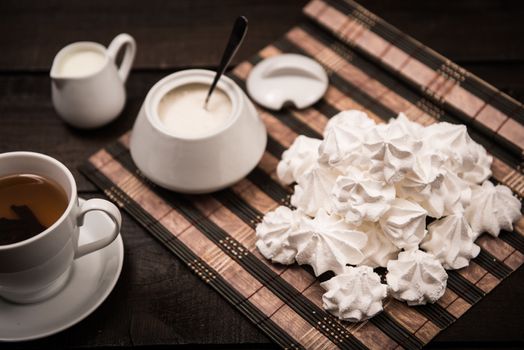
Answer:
xmin=50 ymin=33 xmax=136 ymax=129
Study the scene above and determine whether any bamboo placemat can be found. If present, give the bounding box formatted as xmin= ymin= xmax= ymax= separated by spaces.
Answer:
xmin=80 ymin=1 xmax=524 ymax=348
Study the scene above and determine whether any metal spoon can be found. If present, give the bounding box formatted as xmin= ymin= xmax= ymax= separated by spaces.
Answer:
xmin=204 ymin=16 xmax=248 ymax=109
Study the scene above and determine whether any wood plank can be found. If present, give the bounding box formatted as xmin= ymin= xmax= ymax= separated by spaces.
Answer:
xmin=0 ymin=0 xmax=308 ymax=70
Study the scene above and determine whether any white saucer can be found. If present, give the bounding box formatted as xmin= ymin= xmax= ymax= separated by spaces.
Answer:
xmin=0 ymin=198 xmax=124 ymax=342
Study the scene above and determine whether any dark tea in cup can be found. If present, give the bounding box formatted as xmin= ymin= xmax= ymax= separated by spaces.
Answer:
xmin=0 ymin=151 xmax=122 ymax=304
xmin=0 ymin=174 xmax=68 ymax=245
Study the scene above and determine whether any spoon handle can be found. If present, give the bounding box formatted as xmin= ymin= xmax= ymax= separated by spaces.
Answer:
xmin=204 ymin=16 xmax=248 ymax=107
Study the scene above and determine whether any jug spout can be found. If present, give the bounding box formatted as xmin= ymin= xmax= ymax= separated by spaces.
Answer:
xmin=50 ymin=57 xmax=60 ymax=79
xmin=50 ymin=59 xmax=68 ymax=89
xmin=50 ymin=75 xmax=68 ymax=90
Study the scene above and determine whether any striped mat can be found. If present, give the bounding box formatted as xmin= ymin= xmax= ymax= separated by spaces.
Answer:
xmin=80 ymin=0 xmax=524 ymax=348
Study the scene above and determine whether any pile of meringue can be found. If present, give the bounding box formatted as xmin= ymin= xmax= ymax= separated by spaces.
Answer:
xmin=256 ymin=110 xmax=522 ymax=322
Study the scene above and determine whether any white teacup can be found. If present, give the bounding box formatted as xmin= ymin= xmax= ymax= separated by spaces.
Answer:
xmin=0 ymin=152 xmax=122 ymax=304
xmin=130 ymin=69 xmax=267 ymax=194
xmin=50 ymin=33 xmax=136 ymax=129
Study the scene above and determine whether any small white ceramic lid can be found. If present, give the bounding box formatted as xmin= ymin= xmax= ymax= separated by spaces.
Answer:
xmin=246 ymin=54 xmax=328 ymax=110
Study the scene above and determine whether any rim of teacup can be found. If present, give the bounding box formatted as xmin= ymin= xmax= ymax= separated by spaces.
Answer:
xmin=145 ymin=69 xmax=242 ymax=141
xmin=50 ymin=41 xmax=109 ymax=80
xmin=0 ymin=151 xmax=77 ymax=251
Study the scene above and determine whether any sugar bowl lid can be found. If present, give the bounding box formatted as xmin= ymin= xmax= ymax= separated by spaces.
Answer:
xmin=246 ymin=54 xmax=328 ymax=110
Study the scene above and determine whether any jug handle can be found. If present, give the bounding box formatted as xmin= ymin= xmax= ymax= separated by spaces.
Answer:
xmin=107 ymin=33 xmax=136 ymax=83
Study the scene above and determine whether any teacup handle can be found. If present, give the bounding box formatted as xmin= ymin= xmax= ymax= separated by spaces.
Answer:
xmin=75 ymin=198 xmax=122 ymax=259
xmin=107 ymin=33 xmax=136 ymax=83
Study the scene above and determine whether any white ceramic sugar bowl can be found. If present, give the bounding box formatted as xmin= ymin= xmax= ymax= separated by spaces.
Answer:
xmin=130 ymin=69 xmax=267 ymax=193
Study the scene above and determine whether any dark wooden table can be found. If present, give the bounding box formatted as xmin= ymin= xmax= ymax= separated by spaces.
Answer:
xmin=1 ymin=1 xmax=523 ymax=349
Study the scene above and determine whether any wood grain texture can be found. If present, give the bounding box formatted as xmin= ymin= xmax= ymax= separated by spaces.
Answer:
xmin=0 ymin=0 xmax=308 ymax=71
xmin=0 ymin=0 xmax=523 ymax=349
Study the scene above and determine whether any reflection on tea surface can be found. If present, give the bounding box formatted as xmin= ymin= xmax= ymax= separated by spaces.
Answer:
xmin=0 ymin=174 xmax=68 ymax=245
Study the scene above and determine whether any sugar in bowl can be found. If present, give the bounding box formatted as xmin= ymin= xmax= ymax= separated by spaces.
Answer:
xmin=129 ymin=69 xmax=267 ymax=193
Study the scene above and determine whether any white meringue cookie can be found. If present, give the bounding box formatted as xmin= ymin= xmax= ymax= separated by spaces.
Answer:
xmin=379 ymin=198 xmax=428 ymax=249
xmin=319 ymin=111 xmax=375 ymax=169
xmin=255 ymin=206 xmax=305 ymax=265
xmin=365 ymin=122 xmax=423 ymax=183
xmin=388 ymin=112 xmax=424 ymax=140
xmin=318 ymin=126 xmax=365 ymax=169
xmin=396 ymin=153 xmax=445 ymax=204
xmin=421 ymin=213 xmax=480 ymax=269
xmin=424 ymin=122 xmax=478 ymax=172
xmin=276 ymin=135 xmax=322 ymax=185
xmin=420 ymin=170 xmax=471 ymax=218
xmin=290 ymin=164 xmax=339 ymax=216
xmin=386 ymin=250 xmax=448 ymax=306
xmin=288 ymin=209 xmax=367 ymax=275
xmin=457 ymin=142 xmax=492 ymax=184
xmin=332 ymin=166 xmax=395 ymax=225
xmin=465 ymin=180 xmax=522 ymax=237
xmin=358 ymin=222 xmax=400 ymax=268
xmin=321 ymin=266 xmax=387 ymax=322
xmin=323 ymin=109 xmax=375 ymax=137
